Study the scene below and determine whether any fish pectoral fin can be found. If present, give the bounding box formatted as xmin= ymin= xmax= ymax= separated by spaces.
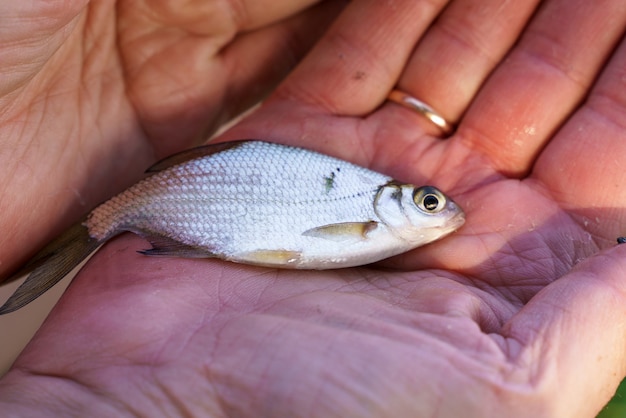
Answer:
xmin=139 ymin=235 xmax=217 ymax=258
xmin=302 ymin=221 xmax=378 ymax=242
xmin=237 ymin=250 xmax=302 ymax=268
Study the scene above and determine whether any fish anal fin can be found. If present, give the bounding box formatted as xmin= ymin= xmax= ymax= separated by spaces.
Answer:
xmin=237 ymin=250 xmax=302 ymax=268
xmin=139 ymin=235 xmax=217 ymax=258
xmin=302 ymin=221 xmax=378 ymax=242
xmin=146 ymin=141 xmax=248 ymax=173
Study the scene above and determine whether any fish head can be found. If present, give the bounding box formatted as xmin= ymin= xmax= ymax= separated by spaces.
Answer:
xmin=374 ymin=184 xmax=465 ymax=245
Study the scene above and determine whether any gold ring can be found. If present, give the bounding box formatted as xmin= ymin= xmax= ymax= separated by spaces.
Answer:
xmin=387 ymin=89 xmax=454 ymax=136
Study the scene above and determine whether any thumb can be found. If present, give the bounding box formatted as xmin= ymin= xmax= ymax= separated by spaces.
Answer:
xmin=503 ymin=244 xmax=626 ymax=417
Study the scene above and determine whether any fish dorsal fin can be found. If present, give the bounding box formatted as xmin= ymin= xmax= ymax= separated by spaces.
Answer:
xmin=146 ymin=141 xmax=248 ymax=173
xmin=302 ymin=221 xmax=378 ymax=242
xmin=138 ymin=234 xmax=218 ymax=258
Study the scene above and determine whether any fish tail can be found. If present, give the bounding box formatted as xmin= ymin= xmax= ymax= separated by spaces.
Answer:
xmin=0 ymin=220 xmax=101 ymax=315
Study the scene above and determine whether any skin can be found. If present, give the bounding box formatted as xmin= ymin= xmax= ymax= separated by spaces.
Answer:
xmin=1 ymin=0 xmax=626 ymax=416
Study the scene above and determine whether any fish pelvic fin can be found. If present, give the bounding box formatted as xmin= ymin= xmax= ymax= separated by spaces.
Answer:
xmin=0 ymin=221 xmax=101 ymax=315
xmin=138 ymin=234 xmax=218 ymax=258
xmin=237 ymin=249 xmax=303 ymax=268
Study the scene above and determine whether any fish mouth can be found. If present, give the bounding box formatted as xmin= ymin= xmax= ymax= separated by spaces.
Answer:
xmin=447 ymin=208 xmax=466 ymax=231
xmin=443 ymin=198 xmax=465 ymax=228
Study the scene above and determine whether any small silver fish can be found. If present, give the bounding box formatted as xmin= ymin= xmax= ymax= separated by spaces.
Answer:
xmin=0 ymin=141 xmax=465 ymax=314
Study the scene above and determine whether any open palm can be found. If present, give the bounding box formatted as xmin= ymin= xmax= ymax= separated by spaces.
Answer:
xmin=0 ymin=0 xmax=339 ymax=275
xmin=2 ymin=1 xmax=626 ymax=417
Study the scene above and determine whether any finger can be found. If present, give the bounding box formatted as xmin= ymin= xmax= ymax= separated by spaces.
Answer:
xmin=533 ymin=32 xmax=626 ymax=240
xmin=270 ymin=0 xmax=450 ymax=115
xmin=118 ymin=0 xmax=322 ymax=36
xmin=215 ymin=3 xmax=347 ymax=132
xmin=119 ymin=1 xmax=344 ymax=155
xmin=459 ymin=0 xmax=626 ymax=177
xmin=501 ymin=245 xmax=626 ymax=416
xmin=394 ymin=0 xmax=541 ymax=124
xmin=535 ymin=33 xmax=626 ymax=205
xmin=217 ymin=0 xmax=453 ymax=166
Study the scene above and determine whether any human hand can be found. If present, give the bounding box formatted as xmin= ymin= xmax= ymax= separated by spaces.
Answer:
xmin=0 ymin=0 xmax=341 ymax=275
xmin=2 ymin=0 xmax=626 ymax=417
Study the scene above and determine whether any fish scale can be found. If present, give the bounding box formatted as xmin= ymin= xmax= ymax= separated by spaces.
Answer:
xmin=87 ymin=142 xmax=389 ymax=250
xmin=0 ymin=140 xmax=465 ymax=314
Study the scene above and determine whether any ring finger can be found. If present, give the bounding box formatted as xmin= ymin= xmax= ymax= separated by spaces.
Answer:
xmin=391 ymin=0 xmax=541 ymax=134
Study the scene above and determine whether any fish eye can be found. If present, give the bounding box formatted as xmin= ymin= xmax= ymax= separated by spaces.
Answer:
xmin=423 ymin=194 xmax=440 ymax=211
xmin=413 ymin=186 xmax=446 ymax=213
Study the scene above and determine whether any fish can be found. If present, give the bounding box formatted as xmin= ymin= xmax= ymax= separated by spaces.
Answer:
xmin=0 ymin=140 xmax=465 ymax=314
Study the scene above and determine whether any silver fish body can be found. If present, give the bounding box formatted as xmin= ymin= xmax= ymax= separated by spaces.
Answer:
xmin=0 ymin=140 xmax=465 ymax=314
xmin=87 ymin=141 xmax=464 ymax=268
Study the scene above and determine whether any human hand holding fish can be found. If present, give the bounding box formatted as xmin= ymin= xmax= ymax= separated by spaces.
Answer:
xmin=0 ymin=140 xmax=465 ymax=313
xmin=1 ymin=1 xmax=626 ymax=418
